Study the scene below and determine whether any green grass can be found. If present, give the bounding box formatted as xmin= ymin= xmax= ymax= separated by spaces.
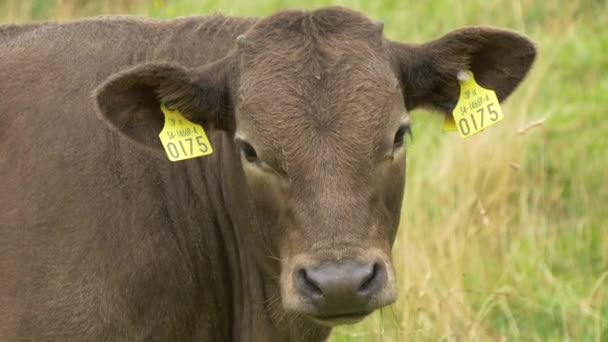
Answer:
xmin=2 ymin=0 xmax=607 ymax=340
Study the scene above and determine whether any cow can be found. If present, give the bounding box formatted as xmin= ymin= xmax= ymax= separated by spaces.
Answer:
xmin=0 ymin=6 xmax=535 ymax=341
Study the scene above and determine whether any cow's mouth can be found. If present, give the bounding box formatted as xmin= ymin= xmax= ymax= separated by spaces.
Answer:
xmin=309 ymin=311 xmax=372 ymax=326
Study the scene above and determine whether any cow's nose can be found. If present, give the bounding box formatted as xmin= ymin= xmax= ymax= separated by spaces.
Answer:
xmin=294 ymin=260 xmax=386 ymax=316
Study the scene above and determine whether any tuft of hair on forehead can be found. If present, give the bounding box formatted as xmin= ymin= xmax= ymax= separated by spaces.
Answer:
xmin=237 ymin=6 xmax=392 ymax=84
xmin=244 ymin=6 xmax=382 ymax=44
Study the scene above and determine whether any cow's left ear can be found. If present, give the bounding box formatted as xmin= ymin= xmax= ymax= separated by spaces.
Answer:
xmin=95 ymin=59 xmax=234 ymax=152
xmin=390 ymin=27 xmax=536 ymax=113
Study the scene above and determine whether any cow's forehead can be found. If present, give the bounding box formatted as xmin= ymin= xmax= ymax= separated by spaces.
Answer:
xmin=236 ymin=10 xmax=401 ymax=119
xmin=235 ymin=72 xmax=404 ymax=175
xmin=237 ymin=64 xmax=401 ymax=133
xmin=233 ymin=8 xmax=405 ymax=173
xmin=236 ymin=45 xmax=402 ymax=148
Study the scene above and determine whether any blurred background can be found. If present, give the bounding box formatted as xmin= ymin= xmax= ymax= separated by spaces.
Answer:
xmin=2 ymin=0 xmax=606 ymax=340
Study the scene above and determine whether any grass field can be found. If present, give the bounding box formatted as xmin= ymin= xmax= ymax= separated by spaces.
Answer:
xmin=2 ymin=0 xmax=607 ymax=340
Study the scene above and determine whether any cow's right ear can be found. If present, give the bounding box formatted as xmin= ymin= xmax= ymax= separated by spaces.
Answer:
xmin=94 ymin=60 xmax=233 ymax=152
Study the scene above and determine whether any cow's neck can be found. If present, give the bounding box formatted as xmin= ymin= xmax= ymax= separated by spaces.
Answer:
xmin=154 ymin=17 xmax=332 ymax=340
xmin=193 ymin=133 xmax=331 ymax=341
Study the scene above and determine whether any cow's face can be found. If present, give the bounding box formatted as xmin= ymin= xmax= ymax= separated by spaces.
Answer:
xmin=233 ymin=11 xmax=406 ymax=325
xmin=96 ymin=7 xmax=535 ymax=327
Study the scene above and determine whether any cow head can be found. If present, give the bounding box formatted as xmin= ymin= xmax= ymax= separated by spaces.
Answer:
xmin=95 ymin=7 xmax=535 ymax=327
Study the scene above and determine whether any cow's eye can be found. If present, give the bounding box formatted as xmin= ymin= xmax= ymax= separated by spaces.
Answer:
xmin=235 ymin=138 xmax=258 ymax=162
xmin=393 ymin=124 xmax=411 ymax=150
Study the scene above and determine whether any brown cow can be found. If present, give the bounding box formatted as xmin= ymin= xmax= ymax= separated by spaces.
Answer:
xmin=0 ymin=7 xmax=535 ymax=341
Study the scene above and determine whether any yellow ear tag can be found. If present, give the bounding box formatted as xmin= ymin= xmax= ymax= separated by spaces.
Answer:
xmin=158 ymin=103 xmax=213 ymax=161
xmin=450 ymin=70 xmax=504 ymax=138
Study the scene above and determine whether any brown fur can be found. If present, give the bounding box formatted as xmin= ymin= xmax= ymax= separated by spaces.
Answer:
xmin=0 ymin=7 xmax=535 ymax=341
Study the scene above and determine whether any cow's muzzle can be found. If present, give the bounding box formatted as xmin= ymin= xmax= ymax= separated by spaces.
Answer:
xmin=283 ymin=252 xmax=396 ymax=326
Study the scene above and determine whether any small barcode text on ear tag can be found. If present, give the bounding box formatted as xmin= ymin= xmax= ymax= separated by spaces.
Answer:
xmin=452 ymin=70 xmax=504 ymax=138
xmin=158 ymin=104 xmax=213 ymax=161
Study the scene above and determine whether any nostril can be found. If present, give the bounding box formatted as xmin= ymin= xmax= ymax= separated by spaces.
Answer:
xmin=358 ymin=262 xmax=382 ymax=295
xmin=296 ymin=268 xmax=323 ymax=299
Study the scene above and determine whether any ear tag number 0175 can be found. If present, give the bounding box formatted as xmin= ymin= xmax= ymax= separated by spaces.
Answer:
xmin=158 ymin=104 xmax=213 ymax=161
xmin=444 ymin=70 xmax=504 ymax=138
